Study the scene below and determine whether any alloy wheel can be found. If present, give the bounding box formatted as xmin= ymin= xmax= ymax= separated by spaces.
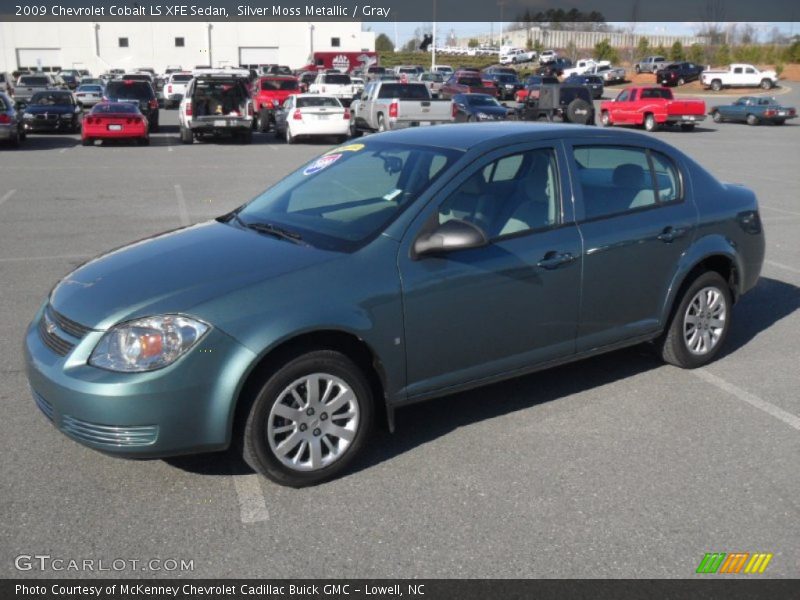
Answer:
xmin=683 ymin=286 xmax=727 ymax=356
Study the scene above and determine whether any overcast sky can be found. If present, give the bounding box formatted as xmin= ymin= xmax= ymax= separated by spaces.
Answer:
xmin=366 ymin=22 xmax=799 ymax=46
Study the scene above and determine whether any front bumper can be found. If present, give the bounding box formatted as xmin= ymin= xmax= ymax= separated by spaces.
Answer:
xmin=25 ymin=303 xmax=257 ymax=457
xmin=23 ymin=116 xmax=79 ymax=131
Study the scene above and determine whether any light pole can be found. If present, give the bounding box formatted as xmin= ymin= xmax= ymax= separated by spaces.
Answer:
xmin=309 ymin=24 xmax=315 ymax=58
xmin=432 ymin=0 xmax=437 ymax=70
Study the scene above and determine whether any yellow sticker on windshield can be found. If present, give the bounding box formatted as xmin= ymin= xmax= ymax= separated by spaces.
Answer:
xmin=325 ymin=143 xmax=364 ymax=155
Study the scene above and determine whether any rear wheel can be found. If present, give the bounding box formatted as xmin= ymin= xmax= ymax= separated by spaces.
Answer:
xmin=138 ymin=136 xmax=150 ymax=145
xmin=258 ymin=108 xmax=270 ymax=133
xmin=711 ymin=110 xmax=722 ymax=123
xmin=240 ymin=350 xmax=374 ymax=487
xmin=635 ymin=65 xmax=641 ymax=74
xmin=746 ymin=113 xmax=759 ymax=126
xmin=286 ymin=125 xmax=296 ymax=144
xmin=677 ymin=77 xmax=686 ymax=86
xmin=658 ymin=271 xmax=732 ymax=368
xmin=760 ymin=78 xmax=773 ymax=90
xmin=710 ymin=79 xmax=722 ymax=92
xmin=179 ymin=125 xmax=193 ymax=144
xmin=644 ymin=113 xmax=658 ymax=132
xmin=600 ymin=110 xmax=611 ymax=127
xmin=377 ymin=114 xmax=387 ymax=132
xmin=81 ymin=137 xmax=93 ymax=146
xmin=774 ymin=119 xmax=786 ymax=125
xmin=239 ymin=129 xmax=253 ymax=144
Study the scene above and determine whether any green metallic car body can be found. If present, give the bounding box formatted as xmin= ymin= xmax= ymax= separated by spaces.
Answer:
xmin=25 ymin=123 xmax=765 ymax=485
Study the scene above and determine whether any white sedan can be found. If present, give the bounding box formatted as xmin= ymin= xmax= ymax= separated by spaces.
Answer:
xmin=273 ymin=94 xmax=351 ymax=144
xmin=74 ymin=84 xmax=105 ymax=107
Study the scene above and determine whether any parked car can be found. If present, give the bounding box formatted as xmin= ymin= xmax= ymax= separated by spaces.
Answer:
xmin=433 ymin=65 xmax=454 ymax=77
xmin=514 ymin=49 xmax=537 ymax=63
xmin=273 ymin=94 xmax=350 ymax=144
xmin=483 ymin=73 xmax=523 ymax=100
xmin=536 ymin=58 xmax=574 ymax=77
xmin=350 ymin=81 xmax=452 ymax=134
xmin=164 ymin=72 xmax=194 ymax=108
xmin=440 ymin=72 xmax=497 ymax=99
xmin=500 ymin=48 xmax=525 ymax=65
xmin=600 ymin=86 xmax=706 ymax=131
xmin=59 ymin=73 xmax=80 ymax=90
xmin=25 ymin=123 xmax=765 ymax=486
xmin=252 ymin=76 xmax=301 ymax=132
xmin=710 ymin=96 xmax=797 ymax=126
xmin=308 ymin=73 xmax=358 ymax=106
xmin=701 ymin=64 xmax=779 ymax=91
xmin=178 ymin=74 xmax=254 ymax=144
xmin=418 ymin=72 xmax=444 ymax=98
xmin=539 ymin=50 xmax=558 ymax=63
xmin=562 ymin=59 xmax=607 ymax=79
xmin=562 ymin=74 xmax=604 ymax=99
xmin=517 ymin=84 xmax=595 ymax=125
xmin=14 ymin=74 xmax=57 ymax=103
xmin=81 ymin=102 xmax=149 ymax=146
xmin=74 ymin=84 xmax=105 ymax=107
xmin=635 ymin=56 xmax=667 ymax=74
xmin=21 ymin=91 xmax=83 ymax=133
xmin=483 ymin=66 xmax=518 ymax=77
xmin=515 ymin=75 xmax=560 ymax=103
xmin=104 ymin=80 xmax=159 ymax=131
xmin=451 ymin=93 xmax=512 ymax=122
xmin=0 ymin=92 xmax=25 ymax=146
xmin=591 ymin=64 xmax=626 ymax=84
xmin=656 ymin=62 xmax=704 ymax=86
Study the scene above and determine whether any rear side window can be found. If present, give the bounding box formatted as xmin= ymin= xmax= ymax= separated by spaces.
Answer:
xmin=572 ymin=146 xmax=682 ymax=220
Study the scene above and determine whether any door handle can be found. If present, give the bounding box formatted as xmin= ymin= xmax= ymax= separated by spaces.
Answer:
xmin=657 ymin=226 xmax=688 ymax=243
xmin=537 ymin=251 xmax=576 ymax=270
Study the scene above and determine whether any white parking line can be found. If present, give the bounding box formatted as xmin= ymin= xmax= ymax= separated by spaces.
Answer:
xmin=765 ymin=260 xmax=800 ymax=275
xmin=0 ymin=189 xmax=17 ymax=207
xmin=173 ymin=184 xmax=191 ymax=226
xmin=694 ymin=369 xmax=800 ymax=431
xmin=232 ymin=474 xmax=269 ymax=523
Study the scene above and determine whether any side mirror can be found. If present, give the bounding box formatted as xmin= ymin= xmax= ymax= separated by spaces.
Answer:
xmin=414 ymin=219 xmax=488 ymax=257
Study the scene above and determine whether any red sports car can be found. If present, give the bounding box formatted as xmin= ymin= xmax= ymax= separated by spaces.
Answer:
xmin=82 ymin=102 xmax=149 ymax=146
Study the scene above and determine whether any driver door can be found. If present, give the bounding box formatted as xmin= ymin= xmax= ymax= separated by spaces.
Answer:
xmin=397 ymin=142 xmax=583 ymax=399
xmin=274 ymin=97 xmax=292 ymax=134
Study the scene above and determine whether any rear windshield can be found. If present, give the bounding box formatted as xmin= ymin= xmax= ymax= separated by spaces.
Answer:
xmin=92 ymin=103 xmax=139 ymax=114
xmin=20 ymin=76 xmax=50 ymax=86
xmin=262 ymin=79 xmax=299 ymax=91
xmin=324 ymin=74 xmax=351 ymax=85
xmin=78 ymin=85 xmax=103 ymax=92
xmin=377 ymin=84 xmax=430 ymax=99
xmin=172 ymin=74 xmax=193 ymax=82
xmin=495 ymin=74 xmax=518 ymax=82
xmin=122 ymin=74 xmax=151 ymax=82
xmin=105 ymin=81 xmax=155 ymax=100
xmin=30 ymin=92 xmax=74 ymax=105
xmin=457 ymin=78 xmax=483 ymax=86
xmin=296 ymin=97 xmax=341 ymax=108
xmin=639 ymin=88 xmax=673 ymax=99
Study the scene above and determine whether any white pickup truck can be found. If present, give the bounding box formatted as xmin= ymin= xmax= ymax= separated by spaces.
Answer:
xmin=164 ymin=72 xmax=194 ymax=108
xmin=308 ymin=73 xmax=358 ymax=106
xmin=701 ymin=64 xmax=779 ymax=91
xmin=350 ymin=81 xmax=453 ymax=135
xmin=562 ymin=59 xmax=608 ymax=78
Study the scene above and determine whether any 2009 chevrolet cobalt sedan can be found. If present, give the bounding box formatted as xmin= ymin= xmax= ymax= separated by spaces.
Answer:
xmin=25 ymin=124 xmax=765 ymax=486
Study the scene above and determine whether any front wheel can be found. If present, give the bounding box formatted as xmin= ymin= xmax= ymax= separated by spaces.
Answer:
xmin=760 ymin=78 xmax=773 ymax=90
xmin=241 ymin=351 xmax=374 ymax=487
xmin=712 ymin=110 xmax=722 ymax=123
xmin=710 ymin=80 xmax=722 ymax=92
xmin=677 ymin=77 xmax=686 ymax=86
xmin=658 ymin=271 xmax=732 ymax=368
xmin=746 ymin=114 xmax=759 ymax=126
xmin=600 ymin=110 xmax=611 ymax=127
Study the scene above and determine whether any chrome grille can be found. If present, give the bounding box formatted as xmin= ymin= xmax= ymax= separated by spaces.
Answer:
xmin=46 ymin=305 xmax=92 ymax=339
xmin=61 ymin=415 xmax=158 ymax=447
xmin=32 ymin=389 xmax=55 ymax=422
xmin=38 ymin=315 xmax=75 ymax=356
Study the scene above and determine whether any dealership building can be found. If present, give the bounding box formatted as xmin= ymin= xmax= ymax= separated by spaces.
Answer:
xmin=0 ymin=21 xmax=375 ymax=74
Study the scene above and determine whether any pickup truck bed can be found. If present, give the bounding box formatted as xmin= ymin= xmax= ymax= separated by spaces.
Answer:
xmin=351 ymin=82 xmax=453 ymax=134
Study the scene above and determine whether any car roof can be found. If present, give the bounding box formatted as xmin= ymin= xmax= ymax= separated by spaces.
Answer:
xmin=373 ymin=122 xmax=658 ymax=151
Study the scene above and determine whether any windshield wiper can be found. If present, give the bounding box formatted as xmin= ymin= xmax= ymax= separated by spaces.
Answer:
xmin=244 ymin=220 xmax=305 ymax=245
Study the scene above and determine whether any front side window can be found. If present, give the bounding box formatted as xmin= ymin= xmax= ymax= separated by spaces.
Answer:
xmin=572 ymin=146 xmax=682 ymax=220
xmin=438 ymin=148 xmax=560 ymax=238
xmin=236 ymin=142 xmax=462 ymax=251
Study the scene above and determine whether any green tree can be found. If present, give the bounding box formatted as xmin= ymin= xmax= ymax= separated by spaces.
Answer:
xmin=636 ymin=37 xmax=650 ymax=59
xmin=655 ymin=43 xmax=668 ymax=58
xmin=688 ymin=43 xmax=705 ymax=65
xmin=468 ymin=38 xmax=479 ymax=48
xmin=715 ymin=44 xmax=731 ymax=66
xmin=670 ymin=41 xmax=685 ymax=61
xmin=375 ymin=33 xmax=394 ymax=53
xmin=594 ymin=38 xmax=619 ymax=63
xmin=565 ymin=39 xmax=577 ymax=61
xmin=533 ymin=39 xmax=544 ymax=55
xmin=785 ymin=40 xmax=800 ymax=62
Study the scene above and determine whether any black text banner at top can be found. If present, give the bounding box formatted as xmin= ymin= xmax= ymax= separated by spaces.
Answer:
xmin=3 ymin=0 xmax=798 ymax=21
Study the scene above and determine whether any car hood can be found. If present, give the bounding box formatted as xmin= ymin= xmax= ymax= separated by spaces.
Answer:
xmin=49 ymin=221 xmax=340 ymax=331
xmin=473 ymin=105 xmax=510 ymax=116
xmin=25 ymin=104 xmax=76 ymax=115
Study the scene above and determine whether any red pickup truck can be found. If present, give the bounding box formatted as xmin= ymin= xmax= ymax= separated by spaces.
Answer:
xmin=439 ymin=72 xmax=498 ymax=99
xmin=599 ymin=86 xmax=706 ymax=131
xmin=252 ymin=76 xmax=301 ymax=132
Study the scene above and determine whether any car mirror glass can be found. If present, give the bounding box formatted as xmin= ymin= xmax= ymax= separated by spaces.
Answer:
xmin=414 ymin=219 xmax=488 ymax=257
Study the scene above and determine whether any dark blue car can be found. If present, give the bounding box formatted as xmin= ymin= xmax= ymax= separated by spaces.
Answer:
xmin=452 ymin=93 xmax=512 ymax=122
xmin=25 ymin=124 xmax=764 ymax=486
xmin=21 ymin=91 xmax=82 ymax=133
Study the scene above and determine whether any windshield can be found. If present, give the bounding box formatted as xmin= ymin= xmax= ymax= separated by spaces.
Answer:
xmin=325 ymin=74 xmax=351 ymax=85
xmin=20 ymin=76 xmax=50 ymax=86
xmin=296 ymin=96 xmax=341 ymax=108
xmin=235 ymin=141 xmax=462 ymax=251
xmin=467 ymin=95 xmax=501 ymax=107
xmin=262 ymin=79 xmax=299 ymax=91
xmin=92 ymin=103 xmax=139 ymax=114
xmin=495 ymin=74 xmax=518 ymax=83
xmin=458 ymin=78 xmax=483 ymax=86
xmin=31 ymin=92 xmax=73 ymax=105
xmin=78 ymin=85 xmax=103 ymax=92
xmin=172 ymin=74 xmax=193 ymax=82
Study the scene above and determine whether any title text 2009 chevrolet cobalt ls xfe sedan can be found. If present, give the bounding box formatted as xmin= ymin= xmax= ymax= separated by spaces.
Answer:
xmin=26 ymin=124 xmax=764 ymax=486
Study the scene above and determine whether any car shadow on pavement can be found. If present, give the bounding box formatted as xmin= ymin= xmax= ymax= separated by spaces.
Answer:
xmin=166 ymin=276 xmax=799 ymax=479
xmin=9 ymin=135 xmax=79 ymax=151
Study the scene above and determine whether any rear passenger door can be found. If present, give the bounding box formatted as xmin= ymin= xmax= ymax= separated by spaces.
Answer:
xmin=566 ymin=142 xmax=698 ymax=351
xmin=398 ymin=143 xmax=583 ymax=398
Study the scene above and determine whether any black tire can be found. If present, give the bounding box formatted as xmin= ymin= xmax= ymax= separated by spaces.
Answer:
xmin=677 ymin=77 xmax=685 ymax=86
xmin=240 ymin=350 xmax=374 ymax=487
xmin=81 ymin=137 xmax=93 ymax=146
xmin=746 ymin=113 xmax=758 ymax=126
xmin=680 ymin=124 xmax=695 ymax=131
xmin=149 ymin=121 xmax=159 ymax=133
xmin=349 ymin=119 xmax=361 ymax=138
xmin=179 ymin=125 xmax=193 ymax=144
xmin=600 ymin=110 xmax=612 ymax=127
xmin=565 ymin=98 xmax=592 ymax=125
xmin=711 ymin=110 xmax=722 ymax=123
xmin=710 ymin=79 xmax=722 ymax=92
xmin=258 ymin=108 xmax=270 ymax=133
xmin=644 ymin=113 xmax=658 ymax=132
xmin=377 ymin=114 xmax=387 ymax=132
xmin=760 ymin=78 xmax=772 ymax=90
xmin=658 ymin=271 xmax=733 ymax=369
xmin=774 ymin=119 xmax=786 ymax=126
xmin=9 ymin=130 xmax=20 ymax=148
xmin=286 ymin=126 xmax=296 ymax=144
xmin=239 ymin=129 xmax=253 ymax=144
xmin=138 ymin=136 xmax=150 ymax=146
xmin=635 ymin=65 xmax=641 ymax=74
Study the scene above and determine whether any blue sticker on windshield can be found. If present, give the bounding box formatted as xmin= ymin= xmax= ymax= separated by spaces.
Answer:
xmin=303 ymin=153 xmax=342 ymax=176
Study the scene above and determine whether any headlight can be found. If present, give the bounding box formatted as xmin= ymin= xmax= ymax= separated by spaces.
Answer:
xmin=23 ymin=112 xmax=33 ymax=118
xmin=89 ymin=315 xmax=209 ymax=372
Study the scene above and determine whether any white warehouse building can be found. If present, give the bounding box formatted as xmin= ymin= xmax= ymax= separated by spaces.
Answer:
xmin=0 ymin=21 xmax=375 ymax=74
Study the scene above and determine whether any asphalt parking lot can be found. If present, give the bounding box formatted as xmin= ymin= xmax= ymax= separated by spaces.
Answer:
xmin=1 ymin=89 xmax=799 ymax=579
